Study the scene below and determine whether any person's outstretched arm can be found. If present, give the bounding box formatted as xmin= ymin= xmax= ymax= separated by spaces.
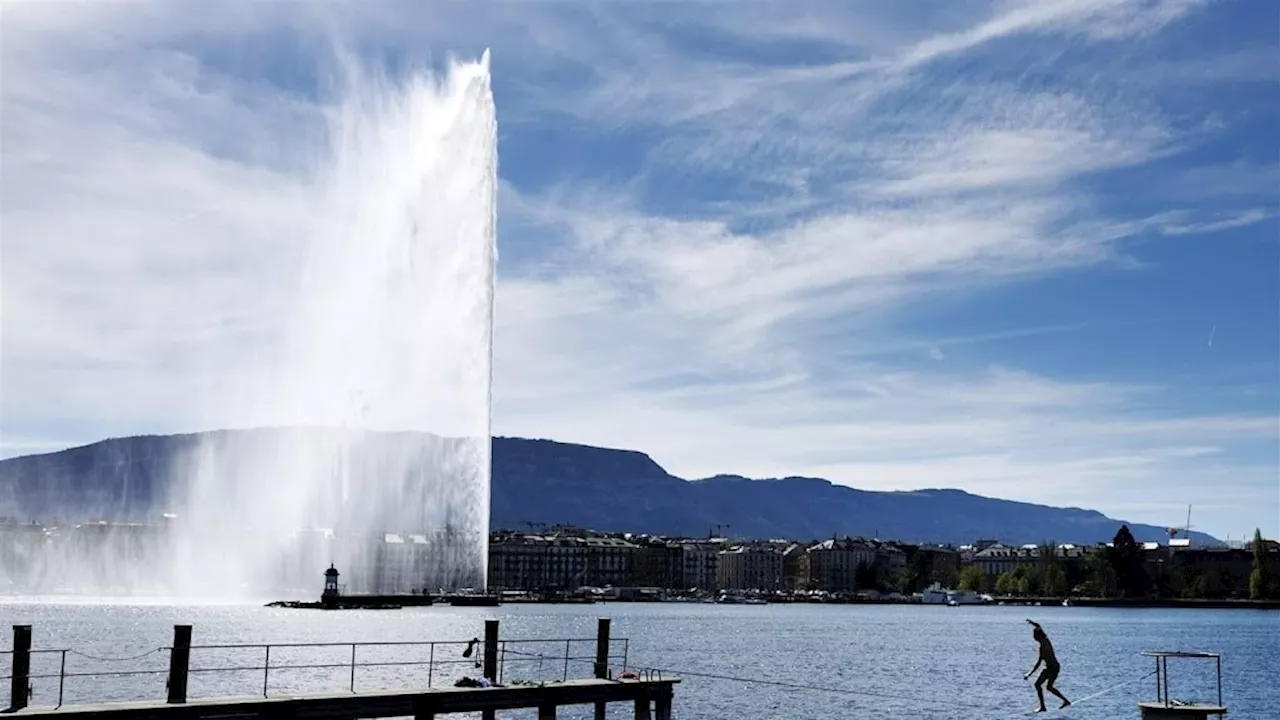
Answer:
xmin=1024 ymin=619 xmax=1044 ymax=680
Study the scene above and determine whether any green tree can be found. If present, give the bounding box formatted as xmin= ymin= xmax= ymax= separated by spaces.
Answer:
xmin=1037 ymin=541 xmax=1064 ymax=596
xmin=854 ymin=561 xmax=870 ymax=592
xmin=995 ymin=570 xmax=1019 ymax=596
xmin=1017 ymin=566 xmax=1042 ymax=596
xmin=908 ymin=550 xmax=932 ymax=594
xmin=1109 ymin=525 xmax=1150 ymax=598
xmin=959 ymin=565 xmax=986 ymax=592
xmin=1083 ymin=548 xmax=1117 ymax=597
xmin=936 ymin=563 xmax=960 ymax=590
xmin=886 ymin=568 xmax=912 ymax=594
xmin=1192 ymin=570 xmax=1227 ymax=600
xmin=1042 ymin=564 xmax=1068 ymax=596
xmin=1250 ymin=528 xmax=1276 ymax=600
xmin=1039 ymin=541 xmax=1059 ymax=573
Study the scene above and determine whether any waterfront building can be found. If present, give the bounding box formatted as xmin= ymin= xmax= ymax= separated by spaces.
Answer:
xmin=717 ymin=542 xmax=785 ymax=591
xmin=807 ymin=537 xmax=877 ymax=593
xmin=971 ymin=542 xmax=1039 ymax=578
xmin=487 ymin=531 xmax=588 ymax=590
xmin=678 ymin=541 xmax=724 ymax=590
xmin=583 ymin=534 xmax=637 ymax=587
xmin=781 ymin=543 xmax=809 ymax=591
xmin=629 ymin=537 xmax=681 ymax=589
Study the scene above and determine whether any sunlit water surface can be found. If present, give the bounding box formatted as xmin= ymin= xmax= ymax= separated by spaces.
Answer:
xmin=2 ymin=600 xmax=1275 ymax=719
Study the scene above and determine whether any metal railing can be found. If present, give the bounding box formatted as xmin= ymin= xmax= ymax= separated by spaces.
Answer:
xmin=4 ymin=620 xmax=628 ymax=710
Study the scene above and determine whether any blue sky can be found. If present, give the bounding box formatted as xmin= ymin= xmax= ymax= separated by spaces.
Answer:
xmin=1 ymin=1 xmax=1276 ymax=540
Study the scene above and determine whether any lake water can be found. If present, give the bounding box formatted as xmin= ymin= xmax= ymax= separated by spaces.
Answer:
xmin=2 ymin=599 xmax=1275 ymax=719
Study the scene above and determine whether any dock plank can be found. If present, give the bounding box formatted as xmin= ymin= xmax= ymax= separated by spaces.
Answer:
xmin=8 ymin=678 xmax=679 ymax=719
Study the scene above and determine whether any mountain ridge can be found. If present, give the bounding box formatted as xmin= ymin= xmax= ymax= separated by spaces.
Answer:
xmin=0 ymin=428 xmax=1218 ymax=545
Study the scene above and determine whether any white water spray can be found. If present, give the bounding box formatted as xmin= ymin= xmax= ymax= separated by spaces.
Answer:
xmin=164 ymin=51 xmax=497 ymax=597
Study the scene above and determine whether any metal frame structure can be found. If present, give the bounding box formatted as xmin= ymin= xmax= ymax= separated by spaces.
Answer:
xmin=1140 ymin=650 xmax=1224 ymax=713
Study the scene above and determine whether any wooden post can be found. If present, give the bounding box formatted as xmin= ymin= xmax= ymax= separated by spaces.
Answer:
xmin=594 ymin=617 xmax=611 ymax=720
xmin=481 ymin=620 xmax=499 ymax=720
xmin=166 ymin=624 xmax=192 ymax=704
xmin=654 ymin=688 xmax=673 ymax=720
xmin=538 ymin=703 xmax=557 ymax=720
xmin=482 ymin=620 xmax=499 ymax=682
xmin=594 ymin=618 xmax=611 ymax=678
xmin=8 ymin=625 xmax=31 ymax=711
xmin=413 ymin=699 xmax=435 ymax=720
xmin=634 ymin=696 xmax=653 ymax=720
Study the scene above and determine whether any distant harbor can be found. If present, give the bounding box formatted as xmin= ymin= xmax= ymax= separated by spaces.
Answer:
xmin=268 ymin=564 xmax=1280 ymax=613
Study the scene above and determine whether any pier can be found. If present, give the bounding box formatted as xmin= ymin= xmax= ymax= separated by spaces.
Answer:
xmin=3 ymin=619 xmax=678 ymax=719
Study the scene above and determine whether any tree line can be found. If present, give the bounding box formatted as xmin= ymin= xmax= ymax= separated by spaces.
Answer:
xmin=949 ymin=526 xmax=1279 ymax=600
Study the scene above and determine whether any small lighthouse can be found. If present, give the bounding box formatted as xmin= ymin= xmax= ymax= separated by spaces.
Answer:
xmin=322 ymin=564 xmax=341 ymax=609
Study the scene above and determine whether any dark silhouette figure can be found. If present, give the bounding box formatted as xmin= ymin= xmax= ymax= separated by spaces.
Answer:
xmin=1024 ymin=619 xmax=1071 ymax=713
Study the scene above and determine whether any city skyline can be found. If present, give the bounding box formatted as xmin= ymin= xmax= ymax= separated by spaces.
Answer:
xmin=2 ymin=1 xmax=1276 ymax=538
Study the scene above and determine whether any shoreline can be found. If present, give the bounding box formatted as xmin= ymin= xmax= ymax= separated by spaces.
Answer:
xmin=4 ymin=593 xmax=1277 ymax=610
xmin=594 ymin=596 xmax=1280 ymax=610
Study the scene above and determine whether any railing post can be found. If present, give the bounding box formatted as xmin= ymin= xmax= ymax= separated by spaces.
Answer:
xmin=8 ymin=625 xmax=31 ymax=711
xmin=482 ymin=620 xmax=499 ymax=682
xmin=57 ymin=649 xmax=67 ymax=708
xmin=594 ymin=617 xmax=611 ymax=720
xmin=481 ymin=620 xmax=499 ymax=720
xmin=166 ymin=624 xmax=192 ymax=704
xmin=594 ymin=618 xmax=611 ymax=678
xmin=350 ymin=644 xmax=358 ymax=692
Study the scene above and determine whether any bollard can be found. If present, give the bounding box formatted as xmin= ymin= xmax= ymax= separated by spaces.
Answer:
xmin=481 ymin=620 xmax=499 ymax=720
xmin=594 ymin=617 xmax=611 ymax=720
xmin=8 ymin=625 xmax=31 ymax=711
xmin=166 ymin=625 xmax=192 ymax=704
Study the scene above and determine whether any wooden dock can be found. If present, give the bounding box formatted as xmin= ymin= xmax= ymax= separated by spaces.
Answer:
xmin=4 ymin=678 xmax=679 ymax=719
xmin=5 ymin=619 xmax=677 ymax=719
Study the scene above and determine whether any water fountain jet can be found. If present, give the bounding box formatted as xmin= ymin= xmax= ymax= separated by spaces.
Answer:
xmin=163 ymin=51 xmax=497 ymax=598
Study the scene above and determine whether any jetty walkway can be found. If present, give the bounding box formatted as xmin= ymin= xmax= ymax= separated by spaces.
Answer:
xmin=3 ymin=619 xmax=678 ymax=719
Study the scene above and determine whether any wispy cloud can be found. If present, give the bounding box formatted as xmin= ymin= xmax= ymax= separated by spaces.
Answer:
xmin=1 ymin=0 xmax=1275 ymax=537
xmin=1152 ymin=209 xmax=1274 ymax=236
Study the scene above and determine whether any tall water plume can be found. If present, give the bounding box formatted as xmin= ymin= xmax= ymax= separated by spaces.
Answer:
xmin=166 ymin=51 xmax=497 ymax=597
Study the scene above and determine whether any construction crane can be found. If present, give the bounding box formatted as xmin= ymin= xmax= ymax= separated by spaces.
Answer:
xmin=1166 ymin=505 xmax=1194 ymax=544
xmin=709 ymin=524 xmax=730 ymax=539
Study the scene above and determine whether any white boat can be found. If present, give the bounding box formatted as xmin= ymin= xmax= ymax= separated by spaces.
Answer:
xmin=921 ymin=583 xmax=950 ymax=604
xmin=920 ymin=583 xmax=987 ymax=606
xmin=946 ymin=589 xmax=985 ymax=605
